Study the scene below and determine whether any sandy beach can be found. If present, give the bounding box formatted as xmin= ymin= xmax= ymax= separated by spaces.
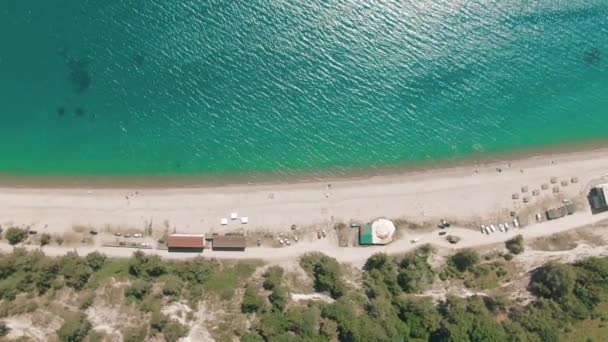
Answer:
xmin=1 ymin=147 xmax=608 ymax=262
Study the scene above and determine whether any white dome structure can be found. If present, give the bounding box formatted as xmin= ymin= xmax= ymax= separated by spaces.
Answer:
xmin=371 ymin=219 xmax=396 ymax=244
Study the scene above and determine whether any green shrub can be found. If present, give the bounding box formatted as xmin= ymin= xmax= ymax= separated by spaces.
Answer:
xmin=125 ymin=280 xmax=151 ymax=301
xmin=57 ymin=313 xmax=91 ymax=342
xmin=162 ymin=275 xmax=182 ymax=297
xmin=269 ymin=286 xmax=288 ymax=312
xmin=162 ymin=320 xmax=189 ymax=342
xmin=241 ymin=285 xmax=265 ymax=313
xmin=123 ymin=326 xmax=148 ymax=342
xmin=40 ymin=233 xmax=51 ymax=246
xmin=85 ymin=251 xmax=107 ymax=271
xmin=449 ymin=249 xmax=480 ymax=272
xmin=262 ymin=266 xmax=284 ymax=291
xmin=59 ymin=252 xmax=92 ymax=290
xmin=4 ymin=228 xmax=27 ymax=245
xmin=506 ymin=235 xmax=525 ymax=255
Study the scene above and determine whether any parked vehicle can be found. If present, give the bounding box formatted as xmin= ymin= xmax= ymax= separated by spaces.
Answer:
xmin=513 ymin=218 xmax=520 ymax=228
xmin=490 ymin=225 xmax=496 ymax=233
xmin=499 ymin=224 xmax=505 ymax=232
xmin=89 ymin=230 xmax=98 ymax=235
xmin=256 ymin=239 xmax=262 ymax=246
xmin=536 ymin=213 xmax=542 ymax=222
xmin=439 ymin=231 xmax=447 ymax=236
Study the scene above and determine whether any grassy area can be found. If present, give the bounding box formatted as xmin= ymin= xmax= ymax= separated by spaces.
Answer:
xmin=530 ymin=233 xmax=578 ymax=251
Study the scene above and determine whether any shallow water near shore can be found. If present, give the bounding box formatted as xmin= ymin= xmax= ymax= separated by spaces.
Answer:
xmin=0 ymin=1 xmax=607 ymax=179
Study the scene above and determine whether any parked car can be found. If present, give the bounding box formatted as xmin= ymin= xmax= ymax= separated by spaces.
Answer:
xmin=513 ymin=218 xmax=520 ymax=228
xmin=536 ymin=213 xmax=542 ymax=222
xmin=89 ymin=230 xmax=98 ymax=235
xmin=256 ymin=239 xmax=262 ymax=246
xmin=439 ymin=231 xmax=447 ymax=236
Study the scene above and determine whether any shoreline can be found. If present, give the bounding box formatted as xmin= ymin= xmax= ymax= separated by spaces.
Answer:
xmin=0 ymin=137 xmax=607 ymax=188
xmin=1 ymin=144 xmax=608 ymax=238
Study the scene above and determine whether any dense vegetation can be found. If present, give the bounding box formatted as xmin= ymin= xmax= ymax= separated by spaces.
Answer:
xmin=0 ymin=246 xmax=606 ymax=341
xmin=0 ymin=248 xmax=258 ymax=341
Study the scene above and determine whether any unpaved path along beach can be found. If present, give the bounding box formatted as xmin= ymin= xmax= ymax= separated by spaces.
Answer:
xmin=2 ymin=211 xmax=608 ymax=268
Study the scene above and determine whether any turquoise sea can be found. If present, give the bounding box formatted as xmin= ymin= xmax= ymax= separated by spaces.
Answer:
xmin=0 ymin=1 xmax=607 ymax=178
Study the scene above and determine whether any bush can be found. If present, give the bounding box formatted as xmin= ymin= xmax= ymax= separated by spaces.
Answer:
xmin=40 ymin=233 xmax=51 ymax=246
xmin=162 ymin=275 xmax=182 ymax=297
xmin=59 ymin=252 xmax=92 ymax=290
xmin=449 ymin=249 xmax=479 ymax=272
xmin=4 ymin=228 xmax=27 ymax=245
xmin=241 ymin=285 xmax=265 ymax=313
xmin=85 ymin=251 xmax=107 ymax=271
xmin=129 ymin=251 xmax=166 ymax=278
xmin=506 ymin=235 xmax=525 ymax=255
xmin=162 ymin=320 xmax=189 ymax=342
xmin=57 ymin=313 xmax=91 ymax=342
xmin=123 ymin=327 xmax=148 ymax=342
xmin=125 ymin=280 xmax=151 ymax=301
xmin=269 ymin=286 xmax=288 ymax=312
xmin=262 ymin=266 xmax=284 ymax=291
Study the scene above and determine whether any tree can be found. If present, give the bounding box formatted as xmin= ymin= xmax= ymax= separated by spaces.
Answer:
xmin=4 ymin=227 xmax=27 ymax=245
xmin=364 ymin=253 xmax=392 ymax=271
xmin=241 ymin=285 xmax=265 ymax=313
xmin=57 ymin=313 xmax=91 ymax=342
xmin=40 ymin=233 xmax=51 ymax=246
xmin=449 ymin=249 xmax=479 ymax=272
xmin=530 ymin=262 xmax=576 ymax=300
xmin=398 ymin=252 xmax=435 ymax=293
xmin=85 ymin=251 xmax=106 ymax=271
xmin=300 ymin=253 xmax=345 ymax=298
xmin=396 ymin=299 xmax=440 ymax=340
xmin=505 ymin=235 xmax=525 ymax=255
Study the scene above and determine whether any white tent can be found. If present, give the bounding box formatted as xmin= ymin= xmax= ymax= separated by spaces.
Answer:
xmin=371 ymin=219 xmax=396 ymax=244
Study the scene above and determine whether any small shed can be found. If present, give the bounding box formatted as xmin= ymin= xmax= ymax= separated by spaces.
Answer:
xmin=212 ymin=235 xmax=247 ymax=251
xmin=167 ymin=234 xmax=205 ymax=253
xmin=359 ymin=224 xmax=374 ymax=245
